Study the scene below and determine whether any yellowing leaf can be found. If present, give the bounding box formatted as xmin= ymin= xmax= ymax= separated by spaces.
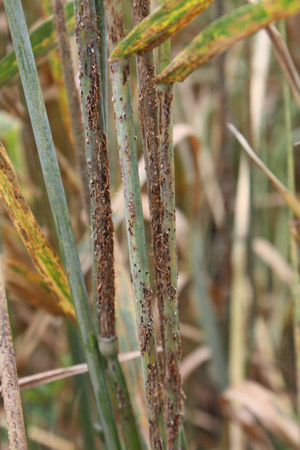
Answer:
xmin=4 ymin=257 xmax=70 ymax=317
xmin=156 ymin=0 xmax=300 ymax=83
xmin=0 ymin=1 xmax=74 ymax=87
xmin=0 ymin=141 xmax=75 ymax=322
xmin=228 ymin=123 xmax=300 ymax=219
xmin=109 ymin=0 xmax=213 ymax=60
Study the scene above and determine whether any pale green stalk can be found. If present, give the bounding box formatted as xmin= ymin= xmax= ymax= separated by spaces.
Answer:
xmin=157 ymin=32 xmax=183 ymax=450
xmin=74 ymin=1 xmax=141 ymax=447
xmin=3 ymin=1 xmax=120 ymax=447
xmin=105 ymin=0 xmax=166 ymax=447
xmin=228 ymin=153 xmax=250 ymax=449
xmin=52 ymin=0 xmax=89 ymax=213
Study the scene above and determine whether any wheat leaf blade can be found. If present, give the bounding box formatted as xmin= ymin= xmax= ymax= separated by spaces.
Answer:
xmin=0 ymin=142 xmax=75 ymax=321
xmin=156 ymin=0 xmax=300 ymax=83
xmin=0 ymin=0 xmax=74 ymax=88
xmin=109 ymin=0 xmax=213 ymax=60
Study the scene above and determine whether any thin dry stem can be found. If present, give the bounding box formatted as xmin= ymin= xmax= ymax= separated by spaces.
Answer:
xmin=0 ymin=256 xmax=28 ymax=450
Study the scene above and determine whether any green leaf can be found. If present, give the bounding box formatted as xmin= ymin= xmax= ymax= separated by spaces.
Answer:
xmin=0 ymin=141 xmax=76 ymax=322
xmin=109 ymin=0 xmax=213 ymax=60
xmin=156 ymin=0 xmax=300 ymax=83
xmin=3 ymin=0 xmax=121 ymax=446
xmin=0 ymin=1 xmax=74 ymax=88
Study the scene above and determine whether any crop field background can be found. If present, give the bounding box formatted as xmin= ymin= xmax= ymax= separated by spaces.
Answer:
xmin=0 ymin=0 xmax=300 ymax=449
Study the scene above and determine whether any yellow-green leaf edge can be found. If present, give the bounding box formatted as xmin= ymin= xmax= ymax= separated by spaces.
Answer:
xmin=110 ymin=0 xmax=213 ymax=60
xmin=0 ymin=141 xmax=76 ymax=322
xmin=156 ymin=0 xmax=300 ymax=83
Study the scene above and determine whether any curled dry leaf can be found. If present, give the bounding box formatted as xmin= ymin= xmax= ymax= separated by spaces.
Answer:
xmin=221 ymin=381 xmax=300 ymax=448
xmin=181 ymin=346 xmax=211 ymax=382
xmin=252 ymin=237 xmax=293 ymax=286
xmin=4 ymin=258 xmax=68 ymax=316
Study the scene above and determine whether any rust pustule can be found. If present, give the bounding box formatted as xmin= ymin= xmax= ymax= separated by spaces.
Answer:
xmin=75 ymin=0 xmax=116 ymax=339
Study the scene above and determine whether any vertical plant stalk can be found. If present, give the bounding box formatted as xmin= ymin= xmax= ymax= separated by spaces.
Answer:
xmin=3 ymin=1 xmax=121 ymax=448
xmin=42 ymin=0 xmax=76 ymax=163
xmin=52 ymin=0 xmax=90 ymax=214
xmin=130 ymin=0 xmax=164 ymax=356
xmin=0 ymin=255 xmax=28 ymax=450
xmin=95 ymin=0 xmax=108 ymax=131
xmin=281 ymin=23 xmax=300 ymax=420
xmin=105 ymin=0 xmax=166 ymax=447
xmin=74 ymin=1 xmax=141 ymax=447
xmin=66 ymin=324 xmax=98 ymax=450
xmin=157 ymin=31 xmax=183 ymax=450
xmin=228 ymin=154 xmax=250 ymax=450
xmin=74 ymin=0 xmax=114 ymax=341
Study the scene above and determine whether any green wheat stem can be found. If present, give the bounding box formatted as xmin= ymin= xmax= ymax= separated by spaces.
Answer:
xmin=130 ymin=0 xmax=165 ymax=368
xmin=74 ymin=1 xmax=141 ymax=447
xmin=52 ymin=0 xmax=90 ymax=214
xmin=66 ymin=323 xmax=98 ymax=450
xmin=105 ymin=0 xmax=166 ymax=447
xmin=3 ymin=1 xmax=121 ymax=447
xmin=157 ymin=25 xmax=183 ymax=450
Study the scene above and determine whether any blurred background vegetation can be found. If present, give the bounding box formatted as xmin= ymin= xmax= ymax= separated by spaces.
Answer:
xmin=1 ymin=0 xmax=300 ymax=448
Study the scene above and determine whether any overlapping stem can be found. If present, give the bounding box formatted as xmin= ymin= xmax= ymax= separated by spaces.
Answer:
xmin=74 ymin=1 xmax=141 ymax=447
xmin=130 ymin=0 xmax=165 ymax=371
xmin=105 ymin=0 xmax=166 ymax=447
xmin=52 ymin=0 xmax=89 ymax=213
xmin=130 ymin=0 xmax=183 ymax=446
xmin=157 ymin=30 xmax=183 ymax=450
xmin=3 ymin=0 xmax=120 ymax=447
xmin=0 ymin=255 xmax=28 ymax=450
xmin=74 ymin=0 xmax=115 ymax=339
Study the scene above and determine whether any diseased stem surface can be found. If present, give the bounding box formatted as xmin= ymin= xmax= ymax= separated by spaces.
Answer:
xmin=75 ymin=2 xmax=141 ymax=447
xmin=3 ymin=1 xmax=121 ymax=447
xmin=0 ymin=255 xmax=28 ymax=450
xmin=106 ymin=356 xmax=143 ymax=450
xmin=157 ymin=35 xmax=183 ymax=450
xmin=74 ymin=0 xmax=115 ymax=339
xmin=130 ymin=0 xmax=166 ymax=371
xmin=131 ymin=0 xmax=183 ymax=445
xmin=105 ymin=0 xmax=166 ymax=447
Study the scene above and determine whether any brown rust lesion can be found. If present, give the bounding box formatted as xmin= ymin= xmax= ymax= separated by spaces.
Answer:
xmin=75 ymin=1 xmax=116 ymax=339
